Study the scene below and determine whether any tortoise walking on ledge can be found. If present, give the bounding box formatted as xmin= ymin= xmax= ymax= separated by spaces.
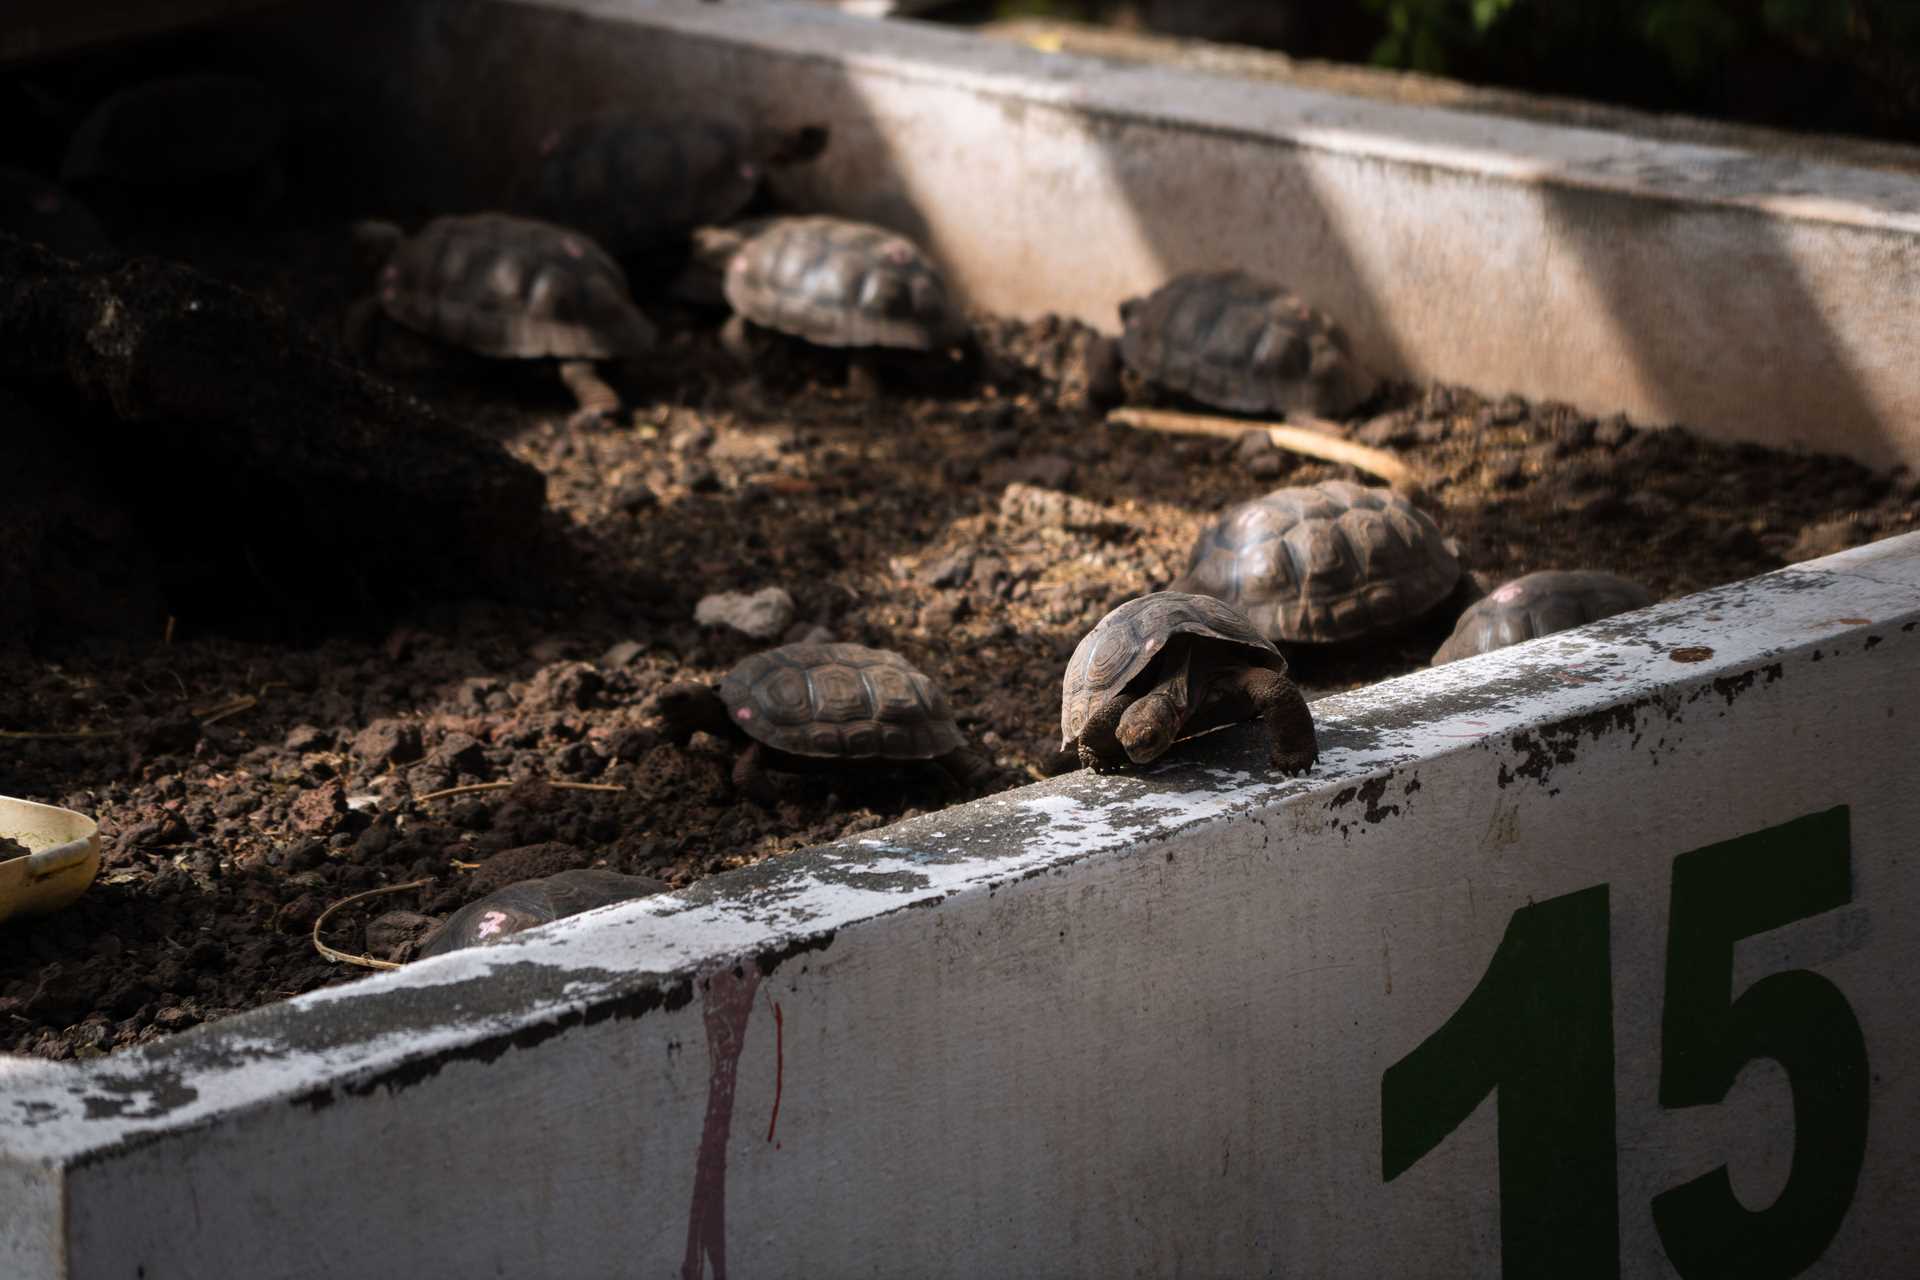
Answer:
xmin=350 ymin=213 xmax=656 ymax=423
xmin=1174 ymin=480 xmax=1461 ymax=645
xmin=658 ymin=642 xmax=991 ymax=805
xmin=1062 ymin=592 xmax=1318 ymax=774
xmin=1119 ymin=270 xmax=1377 ymax=417
xmin=1432 ymin=570 xmax=1655 ymax=664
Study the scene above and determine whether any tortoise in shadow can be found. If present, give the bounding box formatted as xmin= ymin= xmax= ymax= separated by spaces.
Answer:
xmin=349 ymin=212 xmax=656 ymax=424
xmin=1119 ymin=270 xmax=1376 ymax=417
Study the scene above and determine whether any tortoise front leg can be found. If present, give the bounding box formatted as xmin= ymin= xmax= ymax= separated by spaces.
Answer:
xmin=732 ymin=741 xmax=780 ymax=807
xmin=1235 ymin=666 xmax=1318 ymax=775
xmin=1074 ymin=691 xmax=1136 ymax=772
xmin=719 ymin=314 xmax=757 ymax=366
xmin=931 ymin=745 xmax=995 ymax=796
xmin=558 ymin=359 xmax=622 ymax=426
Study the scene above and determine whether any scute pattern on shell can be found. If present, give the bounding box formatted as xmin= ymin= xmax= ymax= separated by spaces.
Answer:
xmin=1061 ymin=591 xmax=1286 ymax=749
xmin=1175 ymin=480 xmax=1461 ymax=644
xmin=1120 ymin=270 xmax=1376 ymax=416
xmin=525 ymin=115 xmax=759 ymax=259
xmin=720 ymin=642 xmax=965 ymax=760
xmin=376 ymin=214 xmax=656 ymax=360
xmin=1432 ymin=570 xmax=1655 ymax=664
xmin=723 ymin=216 xmax=963 ymax=350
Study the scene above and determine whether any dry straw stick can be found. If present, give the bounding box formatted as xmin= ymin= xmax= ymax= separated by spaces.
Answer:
xmin=311 ymin=878 xmax=433 ymax=971
xmin=412 ymin=779 xmax=627 ymax=804
xmin=1107 ymin=407 xmax=1428 ymax=501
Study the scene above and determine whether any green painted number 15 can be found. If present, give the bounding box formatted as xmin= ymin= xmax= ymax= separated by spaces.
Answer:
xmin=1381 ymin=807 xmax=1868 ymax=1278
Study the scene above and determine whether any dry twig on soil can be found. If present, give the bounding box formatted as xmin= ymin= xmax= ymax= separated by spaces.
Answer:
xmin=1108 ymin=407 xmax=1428 ymax=500
xmin=311 ymin=879 xmax=433 ymax=971
xmin=411 ymin=779 xmax=628 ymax=803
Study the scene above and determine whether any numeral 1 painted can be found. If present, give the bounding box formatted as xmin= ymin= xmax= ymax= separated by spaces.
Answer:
xmin=1380 ymin=806 xmax=1866 ymax=1278
xmin=1380 ymin=885 xmax=1618 ymax=1277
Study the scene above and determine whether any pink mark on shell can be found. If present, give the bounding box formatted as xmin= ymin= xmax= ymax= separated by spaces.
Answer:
xmin=561 ymin=237 xmax=584 ymax=259
xmin=881 ymin=243 xmax=914 ymax=264
xmin=735 ymin=707 xmax=754 ymax=721
xmin=539 ymin=129 xmax=562 ymax=155
xmin=1493 ymin=583 xmax=1525 ymax=603
xmin=32 ymin=193 xmax=60 ymax=214
xmin=474 ymin=909 xmax=511 ymax=939
xmin=738 ymin=163 xmax=760 ymax=181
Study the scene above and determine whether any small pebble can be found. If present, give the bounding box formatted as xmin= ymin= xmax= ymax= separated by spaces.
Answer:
xmin=694 ymin=587 xmax=796 ymax=640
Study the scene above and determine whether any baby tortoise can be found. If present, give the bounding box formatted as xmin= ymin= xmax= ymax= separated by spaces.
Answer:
xmin=694 ymin=214 xmax=966 ymax=352
xmin=417 ymin=869 xmax=666 ymax=958
xmin=1174 ymin=480 xmax=1460 ymax=645
xmin=657 ymin=642 xmax=991 ymax=805
xmin=1432 ymin=570 xmax=1654 ymax=664
xmin=351 ymin=213 xmax=656 ymax=422
xmin=523 ymin=113 xmax=827 ymax=264
xmin=0 ymin=167 xmax=109 ymax=259
xmin=1120 ymin=269 xmax=1376 ymax=417
xmin=60 ymin=74 xmax=287 ymax=208
xmin=1062 ymin=591 xmax=1317 ymax=774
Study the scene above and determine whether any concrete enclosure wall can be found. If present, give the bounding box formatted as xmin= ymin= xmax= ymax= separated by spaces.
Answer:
xmin=2 ymin=533 xmax=1917 ymax=1277
xmin=245 ymin=0 xmax=1920 ymax=467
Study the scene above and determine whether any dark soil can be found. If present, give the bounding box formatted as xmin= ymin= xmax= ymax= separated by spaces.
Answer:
xmin=2 ymin=214 xmax=1915 ymax=1061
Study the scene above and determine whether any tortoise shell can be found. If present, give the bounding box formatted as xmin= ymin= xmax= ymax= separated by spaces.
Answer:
xmin=524 ymin=114 xmax=762 ymax=260
xmin=1061 ymin=591 xmax=1287 ymax=751
xmin=417 ymin=869 xmax=665 ymax=958
xmin=1119 ymin=270 xmax=1376 ymax=416
xmin=1432 ymin=570 xmax=1654 ymax=665
xmin=375 ymin=214 xmax=656 ymax=360
xmin=1174 ymin=480 xmax=1461 ymax=644
xmin=61 ymin=74 xmax=285 ymax=187
xmin=722 ymin=216 xmax=963 ymax=350
xmin=0 ymin=168 xmax=109 ymax=259
xmin=719 ymin=642 xmax=965 ymax=760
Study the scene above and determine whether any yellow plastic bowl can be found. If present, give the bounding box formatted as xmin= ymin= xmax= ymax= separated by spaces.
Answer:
xmin=0 ymin=795 xmax=101 ymax=924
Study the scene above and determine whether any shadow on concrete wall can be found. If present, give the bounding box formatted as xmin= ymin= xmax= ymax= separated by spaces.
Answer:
xmin=1534 ymin=180 xmax=1893 ymax=464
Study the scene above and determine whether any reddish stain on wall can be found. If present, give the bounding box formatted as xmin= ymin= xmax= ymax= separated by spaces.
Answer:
xmin=681 ymin=963 xmax=761 ymax=1280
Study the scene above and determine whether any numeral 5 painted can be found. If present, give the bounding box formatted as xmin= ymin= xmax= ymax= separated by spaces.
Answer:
xmin=1381 ymin=807 xmax=1866 ymax=1278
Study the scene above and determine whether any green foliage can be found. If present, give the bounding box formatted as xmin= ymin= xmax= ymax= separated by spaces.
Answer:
xmin=1354 ymin=0 xmax=1917 ymax=139
xmin=1363 ymin=0 xmax=1517 ymax=73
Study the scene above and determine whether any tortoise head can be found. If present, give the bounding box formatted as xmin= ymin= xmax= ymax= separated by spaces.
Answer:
xmin=351 ymin=219 xmax=405 ymax=278
xmin=688 ymin=224 xmax=750 ymax=273
xmin=1113 ymin=646 xmax=1195 ymax=764
xmin=654 ymin=682 xmax=731 ymax=746
xmin=1114 ymin=695 xmax=1181 ymax=764
xmin=1117 ymin=296 xmax=1142 ymax=326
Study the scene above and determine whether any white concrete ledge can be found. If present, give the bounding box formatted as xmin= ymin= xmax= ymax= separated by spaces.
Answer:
xmin=252 ymin=0 xmax=1920 ymax=467
xmin=4 ymin=533 xmax=1917 ymax=1276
